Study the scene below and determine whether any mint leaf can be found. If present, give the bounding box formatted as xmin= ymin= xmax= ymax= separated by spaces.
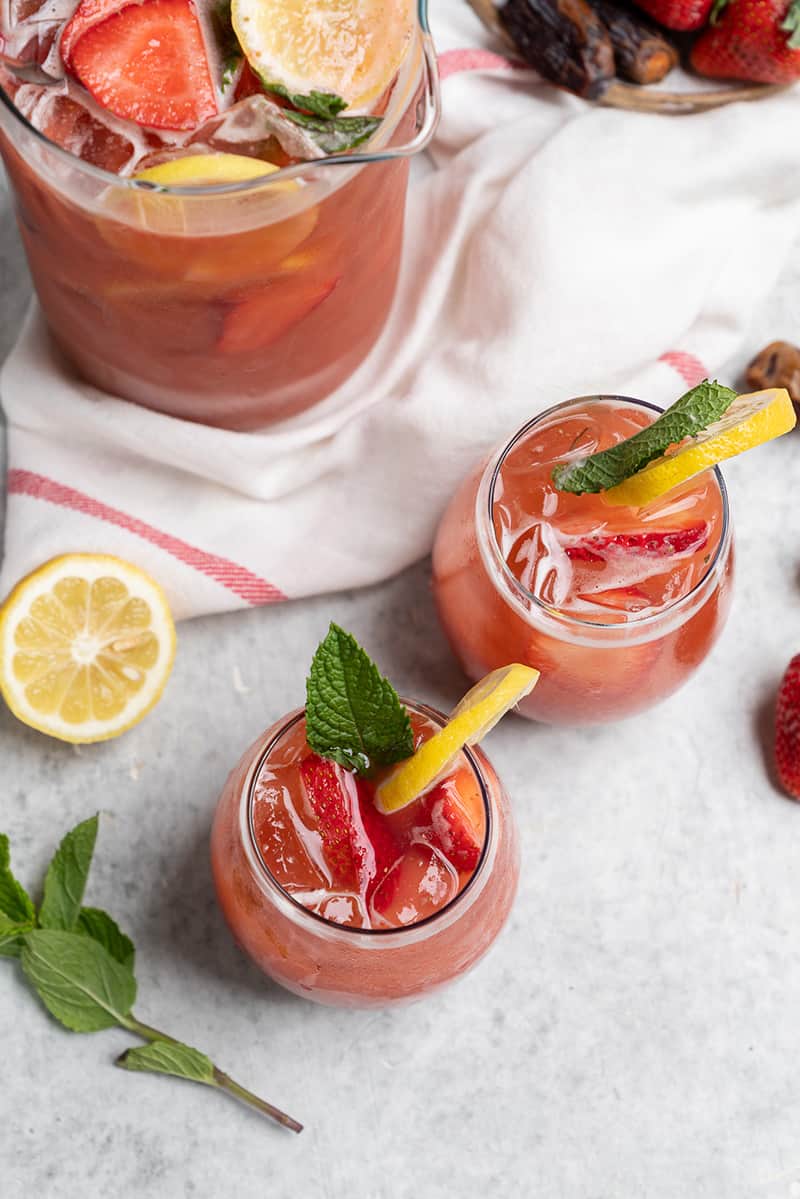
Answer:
xmin=0 ymin=833 xmax=35 ymax=925
xmin=552 ymin=380 xmax=737 ymax=494
xmin=39 ymin=815 xmax=98 ymax=931
xmin=306 ymin=624 xmax=413 ymax=776
xmin=283 ymin=110 xmax=382 ymax=154
xmin=116 ymin=1040 xmax=216 ymax=1084
xmin=265 ymin=81 xmax=347 ymax=119
xmin=781 ymin=0 xmax=800 ymax=47
xmin=22 ymin=929 xmax=136 ymax=1033
xmin=212 ymin=0 xmax=243 ymax=91
xmin=0 ymin=910 xmax=34 ymax=959
xmin=77 ymin=907 xmax=135 ymax=971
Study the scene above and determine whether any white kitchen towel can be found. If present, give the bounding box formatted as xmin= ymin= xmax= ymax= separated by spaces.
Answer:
xmin=2 ymin=0 xmax=800 ymax=619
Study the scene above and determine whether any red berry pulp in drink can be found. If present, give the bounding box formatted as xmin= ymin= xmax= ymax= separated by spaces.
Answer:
xmin=433 ymin=397 xmax=735 ymax=725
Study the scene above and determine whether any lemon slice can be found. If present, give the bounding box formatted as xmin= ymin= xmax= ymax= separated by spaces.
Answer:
xmin=231 ymin=0 xmax=415 ymax=114
xmin=603 ymin=388 xmax=796 ymax=508
xmin=375 ymin=665 xmax=539 ymax=814
xmin=135 ymin=154 xmax=291 ymax=189
xmin=0 ymin=554 xmax=176 ymax=744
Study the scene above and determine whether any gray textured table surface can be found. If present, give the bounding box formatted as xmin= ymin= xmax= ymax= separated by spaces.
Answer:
xmin=3 ymin=165 xmax=800 ymax=1199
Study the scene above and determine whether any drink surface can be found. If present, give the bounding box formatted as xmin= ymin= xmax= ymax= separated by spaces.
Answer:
xmin=0 ymin=0 xmax=391 ymax=172
xmin=252 ymin=710 xmax=487 ymax=932
xmin=492 ymin=399 xmax=726 ymax=625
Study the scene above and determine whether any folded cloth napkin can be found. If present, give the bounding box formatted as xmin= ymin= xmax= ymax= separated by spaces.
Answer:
xmin=2 ymin=0 xmax=800 ymax=619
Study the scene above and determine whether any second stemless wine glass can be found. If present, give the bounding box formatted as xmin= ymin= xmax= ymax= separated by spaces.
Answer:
xmin=432 ymin=395 xmax=735 ymax=726
xmin=210 ymin=702 xmax=519 ymax=1008
xmin=0 ymin=2 xmax=440 ymax=429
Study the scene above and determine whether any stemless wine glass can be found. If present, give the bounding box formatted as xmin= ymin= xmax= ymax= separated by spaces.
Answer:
xmin=211 ymin=702 xmax=519 ymax=1008
xmin=432 ymin=395 xmax=735 ymax=726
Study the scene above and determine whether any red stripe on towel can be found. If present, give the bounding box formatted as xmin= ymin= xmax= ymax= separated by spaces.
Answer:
xmin=659 ymin=351 xmax=709 ymax=388
xmin=6 ymin=469 xmax=286 ymax=606
xmin=438 ymin=48 xmax=517 ymax=81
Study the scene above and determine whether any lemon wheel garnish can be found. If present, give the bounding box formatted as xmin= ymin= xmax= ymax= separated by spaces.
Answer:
xmin=375 ymin=665 xmax=539 ymax=814
xmin=231 ymin=0 xmax=415 ymax=114
xmin=135 ymin=154 xmax=290 ymax=189
xmin=603 ymin=387 xmax=796 ymax=507
xmin=0 ymin=554 xmax=176 ymax=744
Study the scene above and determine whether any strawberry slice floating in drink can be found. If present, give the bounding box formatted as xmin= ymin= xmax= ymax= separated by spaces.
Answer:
xmin=563 ymin=523 xmax=709 ymax=563
xmin=299 ymin=754 xmax=401 ymax=902
xmin=418 ymin=780 xmax=483 ymax=873
xmin=62 ymin=0 xmax=217 ymax=130
xmin=219 ymin=275 xmax=339 ymax=355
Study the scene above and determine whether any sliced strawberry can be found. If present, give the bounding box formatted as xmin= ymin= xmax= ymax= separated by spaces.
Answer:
xmin=775 ymin=654 xmax=800 ymax=801
xmin=299 ymin=754 xmax=401 ymax=900
xmin=218 ymin=275 xmax=339 ymax=355
xmin=61 ymin=0 xmax=124 ymax=70
xmin=420 ymin=781 xmax=483 ymax=873
xmin=66 ymin=0 xmax=217 ymax=131
xmin=565 ymin=523 xmax=709 ymax=562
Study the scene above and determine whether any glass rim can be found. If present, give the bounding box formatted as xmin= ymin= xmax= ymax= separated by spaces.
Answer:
xmin=244 ymin=699 xmax=494 ymax=940
xmin=0 ymin=0 xmax=438 ymax=196
xmin=481 ymin=394 xmax=732 ymax=635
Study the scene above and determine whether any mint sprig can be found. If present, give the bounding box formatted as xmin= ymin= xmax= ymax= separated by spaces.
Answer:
xmin=552 ymin=380 xmax=737 ymax=495
xmin=39 ymin=815 xmax=98 ymax=931
xmin=211 ymin=0 xmax=243 ymax=92
xmin=2 ymin=818 xmax=302 ymax=1133
xmin=306 ymin=623 xmax=414 ymax=776
xmin=282 ymin=109 xmax=382 ymax=154
xmin=264 ymin=80 xmax=348 ymax=119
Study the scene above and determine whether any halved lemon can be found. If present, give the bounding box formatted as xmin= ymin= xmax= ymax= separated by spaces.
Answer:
xmin=231 ymin=0 xmax=415 ymax=114
xmin=603 ymin=387 xmax=796 ymax=508
xmin=0 ymin=555 xmax=176 ymax=744
xmin=375 ymin=665 xmax=539 ymax=814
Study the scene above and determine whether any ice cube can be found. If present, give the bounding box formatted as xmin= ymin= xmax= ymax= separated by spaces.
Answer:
xmin=191 ymin=94 xmax=325 ymax=163
xmin=371 ymin=845 xmax=459 ymax=928
xmin=11 ymin=80 xmax=157 ymax=172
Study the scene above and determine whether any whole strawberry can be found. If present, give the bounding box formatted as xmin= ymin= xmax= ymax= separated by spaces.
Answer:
xmin=691 ymin=0 xmax=800 ymax=83
xmin=775 ymin=654 xmax=800 ymax=801
xmin=630 ymin=0 xmax=713 ymax=31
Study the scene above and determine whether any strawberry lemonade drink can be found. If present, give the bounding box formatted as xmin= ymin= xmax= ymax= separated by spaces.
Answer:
xmin=0 ymin=0 xmax=438 ymax=427
xmin=211 ymin=626 xmax=534 ymax=1007
xmin=433 ymin=387 xmax=795 ymax=726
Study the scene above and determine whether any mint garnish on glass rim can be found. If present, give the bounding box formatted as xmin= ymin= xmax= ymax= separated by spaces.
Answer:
xmin=552 ymin=379 xmax=737 ymax=495
xmin=2 ymin=816 xmax=302 ymax=1133
xmin=306 ymin=623 xmax=414 ymax=777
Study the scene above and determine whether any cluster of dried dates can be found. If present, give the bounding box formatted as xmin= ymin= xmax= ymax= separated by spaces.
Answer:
xmin=498 ymin=0 xmax=677 ymax=98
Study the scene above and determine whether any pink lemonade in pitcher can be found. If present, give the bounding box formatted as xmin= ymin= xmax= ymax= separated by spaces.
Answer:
xmin=433 ymin=395 xmax=736 ymax=726
xmin=0 ymin=0 xmax=436 ymax=427
xmin=211 ymin=628 xmax=527 ymax=1007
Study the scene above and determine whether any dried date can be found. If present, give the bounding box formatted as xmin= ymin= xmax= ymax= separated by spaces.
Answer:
xmin=498 ymin=0 xmax=616 ymax=100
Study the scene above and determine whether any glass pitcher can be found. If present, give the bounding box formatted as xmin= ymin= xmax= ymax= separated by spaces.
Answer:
xmin=0 ymin=0 xmax=440 ymax=428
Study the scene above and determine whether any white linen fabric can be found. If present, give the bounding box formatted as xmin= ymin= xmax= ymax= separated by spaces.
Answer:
xmin=2 ymin=0 xmax=800 ymax=619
